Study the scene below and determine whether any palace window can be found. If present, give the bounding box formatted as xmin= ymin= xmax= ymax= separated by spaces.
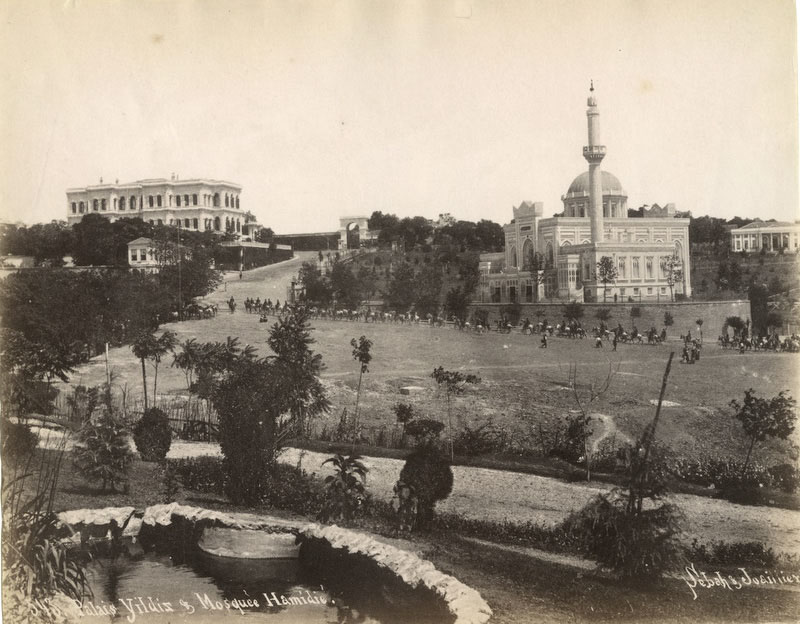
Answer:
xmin=101 ymin=199 xmax=106 ymax=211
xmin=192 ymin=194 xmax=198 ymax=205
xmin=157 ymin=219 xmax=163 ymax=225
xmin=93 ymin=199 xmax=98 ymax=211
xmin=617 ymin=257 xmax=625 ymax=278
xmin=184 ymin=194 xmax=189 ymax=206
xmin=192 ymin=218 xmax=198 ymax=229
xmin=646 ymin=257 xmax=654 ymax=279
xmin=184 ymin=218 xmax=190 ymax=228
xmin=176 ymin=195 xmax=181 ymax=207
xmin=647 ymin=287 xmax=653 ymax=295
xmin=119 ymin=197 xmax=125 ymax=210
xmin=140 ymin=250 xmax=147 ymax=261
xmin=131 ymin=250 xmax=137 ymax=261
xmin=71 ymin=202 xmax=77 ymax=213
xmin=157 ymin=195 xmax=162 ymax=207
xmin=79 ymin=201 xmax=85 ymax=213
xmin=148 ymin=196 xmax=154 ymax=207
xmin=632 ymin=257 xmax=640 ymax=278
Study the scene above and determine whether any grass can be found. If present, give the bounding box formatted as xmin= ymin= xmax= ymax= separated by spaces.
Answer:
xmin=23 ymin=447 xmax=800 ymax=624
xmin=59 ymin=308 xmax=800 ymax=468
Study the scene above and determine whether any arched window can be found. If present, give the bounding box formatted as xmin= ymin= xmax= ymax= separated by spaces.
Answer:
xmin=214 ymin=216 xmax=220 ymax=231
xmin=545 ymin=241 xmax=554 ymax=267
xmin=509 ymin=245 xmax=517 ymax=268
xmin=157 ymin=195 xmax=162 ymax=207
xmin=71 ymin=202 xmax=77 ymax=213
xmin=213 ymin=193 xmax=220 ymax=207
xmin=236 ymin=219 xmax=241 ymax=232
xmin=113 ymin=198 xmax=117 ymax=209
xmin=93 ymin=199 xmax=98 ymax=211
xmin=176 ymin=195 xmax=181 ymax=207
xmin=148 ymin=195 xmax=154 ymax=208
xmin=183 ymin=218 xmax=189 ymax=228
xmin=79 ymin=201 xmax=84 ymax=213
xmin=192 ymin=218 xmax=198 ymax=229
xmin=235 ymin=197 xmax=240 ymax=209
xmin=119 ymin=197 xmax=125 ymax=210
xmin=192 ymin=194 xmax=197 ymax=206
xmin=149 ymin=219 xmax=154 ymax=225
xmin=522 ymin=239 xmax=533 ymax=270
xmin=184 ymin=194 xmax=189 ymax=206
xmin=101 ymin=199 xmax=106 ymax=210
xmin=157 ymin=219 xmax=163 ymax=225
xmin=130 ymin=196 xmax=136 ymax=209
xmin=225 ymin=194 xmax=229 ymax=207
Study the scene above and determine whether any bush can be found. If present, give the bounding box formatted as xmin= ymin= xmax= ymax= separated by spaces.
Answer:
xmin=769 ymin=463 xmax=800 ymax=493
xmin=560 ymin=492 xmax=684 ymax=581
xmin=404 ymin=419 xmax=445 ymax=445
xmin=169 ymin=456 xmax=228 ymax=494
xmin=452 ymin=422 xmax=508 ymax=457
xmin=1 ymin=419 xmax=38 ymax=465
xmin=132 ymin=407 xmax=172 ymax=462
xmin=318 ymin=454 xmax=368 ymax=523
xmin=261 ymin=464 xmax=327 ymax=517
xmin=72 ymin=409 xmax=134 ymax=492
xmin=688 ymin=539 xmax=779 ymax=568
xmin=398 ymin=445 xmax=454 ymax=529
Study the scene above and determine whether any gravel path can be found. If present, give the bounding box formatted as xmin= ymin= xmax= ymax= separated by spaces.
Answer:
xmin=165 ymin=441 xmax=800 ymax=557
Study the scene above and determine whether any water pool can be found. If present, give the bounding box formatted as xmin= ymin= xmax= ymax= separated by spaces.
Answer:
xmin=79 ymin=538 xmax=452 ymax=624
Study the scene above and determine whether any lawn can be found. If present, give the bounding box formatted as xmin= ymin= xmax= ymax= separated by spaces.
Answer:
xmin=60 ymin=309 xmax=800 ymax=466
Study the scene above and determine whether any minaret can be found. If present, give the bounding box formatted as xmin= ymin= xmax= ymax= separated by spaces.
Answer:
xmin=583 ymin=81 xmax=606 ymax=243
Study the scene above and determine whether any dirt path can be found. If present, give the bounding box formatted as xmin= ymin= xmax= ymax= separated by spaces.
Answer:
xmin=160 ymin=441 xmax=800 ymax=557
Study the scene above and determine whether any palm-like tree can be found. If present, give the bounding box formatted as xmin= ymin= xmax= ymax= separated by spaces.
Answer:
xmin=130 ymin=330 xmax=177 ymax=410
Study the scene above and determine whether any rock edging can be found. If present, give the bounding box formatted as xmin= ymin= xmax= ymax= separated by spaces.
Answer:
xmin=57 ymin=503 xmax=492 ymax=624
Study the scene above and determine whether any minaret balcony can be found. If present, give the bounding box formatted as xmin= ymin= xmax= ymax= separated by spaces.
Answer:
xmin=583 ymin=145 xmax=606 ymax=161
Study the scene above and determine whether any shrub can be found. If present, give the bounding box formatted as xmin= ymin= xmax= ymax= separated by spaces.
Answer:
xmin=132 ymin=407 xmax=172 ymax=462
xmin=1 ymin=419 xmax=38 ymax=465
xmin=688 ymin=539 xmax=779 ymax=568
xmin=318 ymin=454 xmax=368 ymax=523
xmin=560 ymin=492 xmax=684 ymax=581
xmin=404 ymin=419 xmax=445 ymax=446
xmin=452 ymin=421 xmax=508 ymax=456
xmin=169 ymin=456 xmax=228 ymax=494
xmin=260 ymin=464 xmax=327 ymax=517
xmin=769 ymin=463 xmax=800 ymax=493
xmin=72 ymin=409 xmax=134 ymax=492
xmin=398 ymin=445 xmax=454 ymax=529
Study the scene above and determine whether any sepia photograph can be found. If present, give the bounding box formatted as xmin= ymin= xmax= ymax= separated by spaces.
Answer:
xmin=1 ymin=1 xmax=798 ymax=622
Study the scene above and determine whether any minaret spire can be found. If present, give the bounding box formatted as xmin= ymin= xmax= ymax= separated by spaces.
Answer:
xmin=583 ymin=84 xmax=605 ymax=242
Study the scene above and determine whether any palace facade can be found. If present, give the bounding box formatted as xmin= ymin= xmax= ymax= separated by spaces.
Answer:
xmin=66 ymin=175 xmax=263 ymax=238
xmin=478 ymin=87 xmax=691 ymax=304
xmin=729 ymin=220 xmax=800 ymax=253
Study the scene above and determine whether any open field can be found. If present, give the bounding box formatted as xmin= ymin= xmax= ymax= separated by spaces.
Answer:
xmin=63 ymin=283 xmax=800 ymax=465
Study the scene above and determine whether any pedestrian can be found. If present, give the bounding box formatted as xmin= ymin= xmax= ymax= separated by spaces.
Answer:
xmin=595 ymin=336 xmax=603 ymax=348
xmin=540 ymin=334 xmax=548 ymax=348
xmin=612 ymin=333 xmax=618 ymax=351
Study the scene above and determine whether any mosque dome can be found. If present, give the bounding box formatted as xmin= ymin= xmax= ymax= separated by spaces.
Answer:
xmin=566 ymin=171 xmax=627 ymax=197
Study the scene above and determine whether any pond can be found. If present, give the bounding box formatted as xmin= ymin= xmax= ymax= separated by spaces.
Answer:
xmin=79 ymin=535 xmax=453 ymax=624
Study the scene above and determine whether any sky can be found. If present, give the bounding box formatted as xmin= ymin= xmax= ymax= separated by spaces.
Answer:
xmin=1 ymin=0 xmax=798 ymax=233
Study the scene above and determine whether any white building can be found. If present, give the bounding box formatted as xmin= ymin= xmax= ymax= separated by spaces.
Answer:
xmin=479 ymin=86 xmax=691 ymax=304
xmin=66 ymin=176 xmax=263 ymax=238
xmin=729 ymin=220 xmax=800 ymax=253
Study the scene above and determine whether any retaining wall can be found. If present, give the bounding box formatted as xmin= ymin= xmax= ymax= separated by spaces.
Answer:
xmin=467 ymin=300 xmax=751 ymax=336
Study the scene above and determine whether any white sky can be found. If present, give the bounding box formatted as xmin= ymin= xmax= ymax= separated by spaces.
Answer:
xmin=1 ymin=0 xmax=798 ymax=233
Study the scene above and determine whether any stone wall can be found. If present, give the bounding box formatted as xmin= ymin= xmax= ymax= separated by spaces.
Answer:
xmin=467 ymin=300 xmax=751 ymax=336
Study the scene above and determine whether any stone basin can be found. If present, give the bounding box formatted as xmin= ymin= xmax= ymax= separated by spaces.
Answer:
xmin=198 ymin=526 xmax=301 ymax=559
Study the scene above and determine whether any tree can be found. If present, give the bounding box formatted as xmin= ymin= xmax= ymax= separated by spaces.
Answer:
xmin=431 ymin=367 xmax=480 ymax=461
xmin=384 ymin=263 xmax=416 ymax=311
xmin=350 ymin=336 xmax=373 ymax=444
xmin=595 ymin=256 xmax=618 ymax=303
xmin=329 ymin=261 xmax=361 ymax=309
xmin=319 ymin=454 xmax=368 ymax=523
xmin=130 ymin=330 xmax=177 ymax=410
xmin=595 ymin=308 xmax=612 ymax=323
xmin=298 ymin=261 xmax=332 ymax=305
xmin=398 ymin=446 xmax=454 ymax=529
xmin=266 ymin=306 xmax=330 ymax=439
xmin=730 ymin=389 xmax=796 ymax=477
xmin=663 ymin=255 xmax=683 ymax=301
xmin=562 ymin=301 xmax=584 ymax=322
xmin=630 ymin=306 xmax=642 ymax=330
xmin=663 ymin=311 xmax=674 ymax=328
xmin=414 ymin=264 xmax=443 ymax=316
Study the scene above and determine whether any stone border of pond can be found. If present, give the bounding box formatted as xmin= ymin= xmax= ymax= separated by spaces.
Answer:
xmin=56 ymin=503 xmax=492 ymax=624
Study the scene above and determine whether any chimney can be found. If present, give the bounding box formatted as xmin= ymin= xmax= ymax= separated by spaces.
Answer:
xmin=99 ymin=176 xmax=103 ymax=184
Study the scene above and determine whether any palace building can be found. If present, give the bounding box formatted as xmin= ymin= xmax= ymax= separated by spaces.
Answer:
xmin=729 ymin=219 xmax=800 ymax=253
xmin=478 ymin=86 xmax=691 ymax=304
xmin=66 ymin=175 xmax=263 ymax=238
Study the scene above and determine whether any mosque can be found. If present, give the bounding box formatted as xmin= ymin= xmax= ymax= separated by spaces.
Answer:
xmin=478 ymin=86 xmax=691 ymax=304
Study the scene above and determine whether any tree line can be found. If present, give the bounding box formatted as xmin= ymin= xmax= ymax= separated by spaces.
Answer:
xmin=367 ymin=211 xmax=503 ymax=252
